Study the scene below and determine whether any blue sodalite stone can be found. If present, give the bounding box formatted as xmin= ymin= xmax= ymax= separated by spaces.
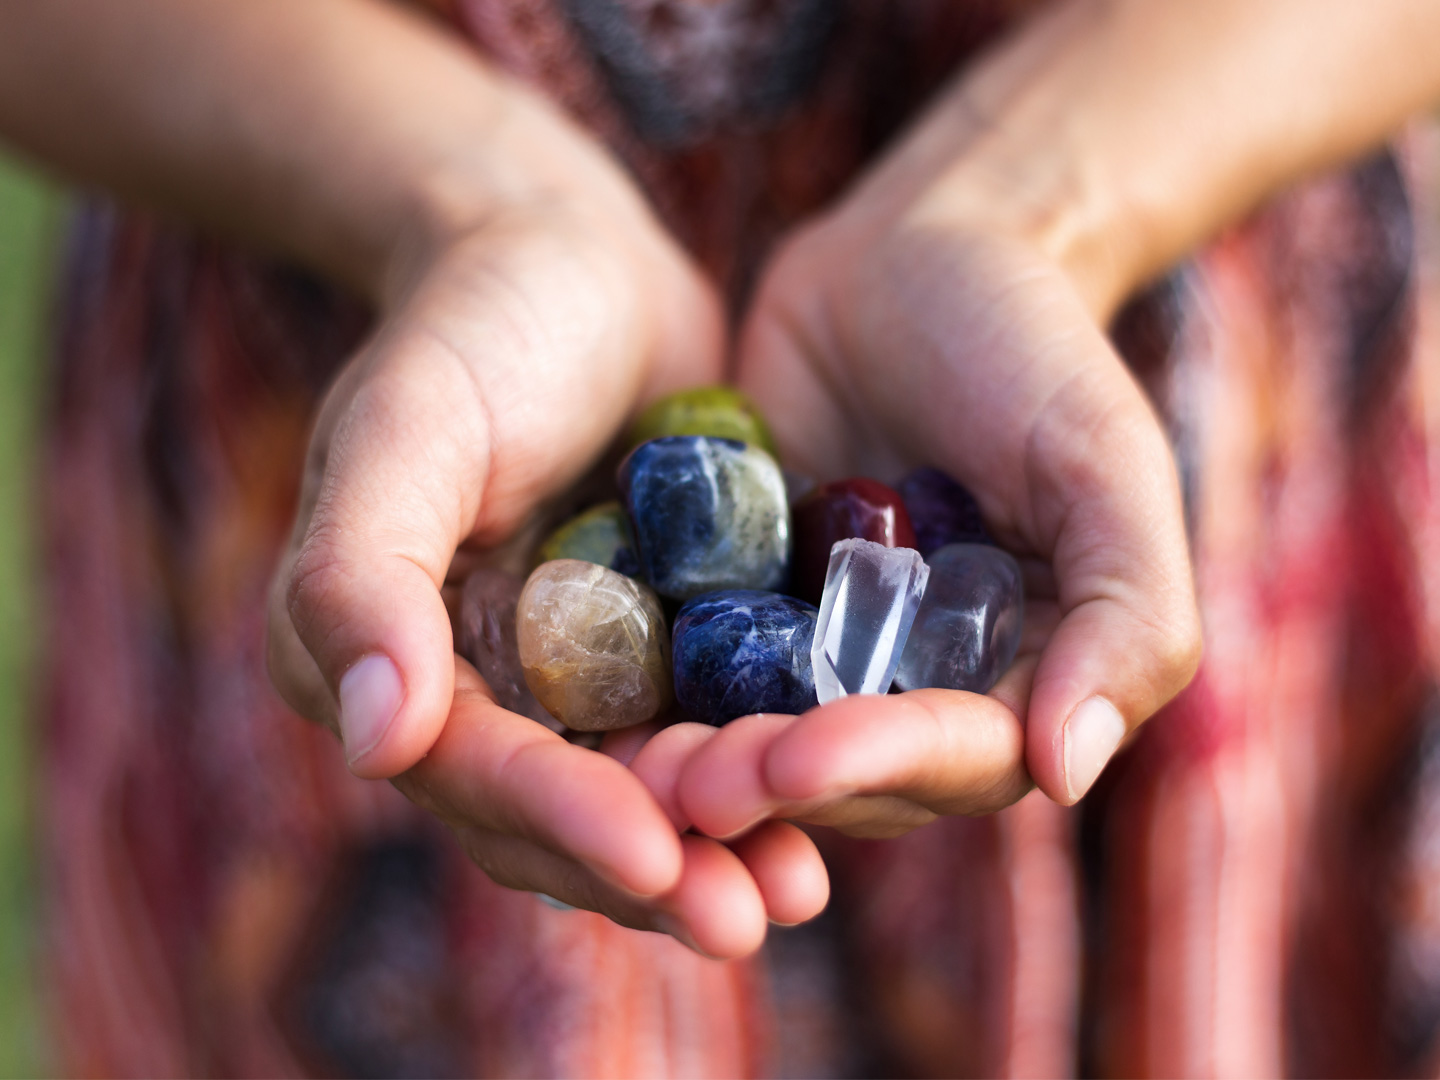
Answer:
xmin=893 ymin=543 xmax=1024 ymax=694
xmin=896 ymin=466 xmax=992 ymax=555
xmin=618 ymin=436 xmax=790 ymax=601
xmin=672 ymin=590 xmax=819 ymax=726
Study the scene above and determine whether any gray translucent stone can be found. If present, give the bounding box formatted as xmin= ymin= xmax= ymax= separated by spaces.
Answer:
xmin=893 ymin=544 xmax=1024 ymax=694
xmin=455 ymin=568 xmax=565 ymax=733
xmin=811 ymin=538 xmax=930 ymax=703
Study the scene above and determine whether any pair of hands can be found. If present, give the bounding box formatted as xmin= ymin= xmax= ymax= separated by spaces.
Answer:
xmin=265 ymin=67 xmax=1199 ymax=958
xmin=7 ymin=0 xmax=1432 ymax=962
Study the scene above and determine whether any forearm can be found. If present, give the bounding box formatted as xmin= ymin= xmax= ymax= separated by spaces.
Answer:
xmin=890 ymin=0 xmax=1440 ymax=314
xmin=0 ymin=0 xmax=604 ymax=303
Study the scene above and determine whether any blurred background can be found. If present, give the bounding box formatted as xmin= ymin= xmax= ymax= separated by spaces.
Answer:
xmin=0 ymin=146 xmax=63 ymax=1077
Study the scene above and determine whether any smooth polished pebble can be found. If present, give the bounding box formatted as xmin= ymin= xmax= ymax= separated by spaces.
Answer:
xmin=672 ymin=590 xmax=819 ymax=726
xmin=812 ymin=538 xmax=929 ymax=703
xmin=625 ymin=385 xmax=779 ymax=457
xmin=893 ymin=544 xmax=1024 ymax=694
xmin=455 ymin=568 xmax=565 ymax=733
xmin=516 ymin=559 xmax=673 ymax=731
xmin=896 ymin=466 xmax=992 ymax=555
xmin=791 ymin=477 xmax=918 ymax=604
xmin=535 ymin=500 xmax=642 ymax=578
xmin=618 ymin=435 xmax=790 ymax=600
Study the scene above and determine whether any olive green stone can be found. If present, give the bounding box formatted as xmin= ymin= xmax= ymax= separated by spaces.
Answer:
xmin=625 ymin=386 xmax=778 ymax=457
xmin=534 ymin=501 xmax=641 ymax=577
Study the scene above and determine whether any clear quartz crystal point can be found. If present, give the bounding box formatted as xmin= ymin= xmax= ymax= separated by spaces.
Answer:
xmin=811 ymin=538 xmax=930 ymax=703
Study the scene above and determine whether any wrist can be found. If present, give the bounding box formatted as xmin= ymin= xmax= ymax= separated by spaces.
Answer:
xmin=905 ymin=0 xmax=1440 ymax=320
xmin=374 ymin=159 xmax=505 ymax=313
xmin=906 ymin=136 xmax=1147 ymax=321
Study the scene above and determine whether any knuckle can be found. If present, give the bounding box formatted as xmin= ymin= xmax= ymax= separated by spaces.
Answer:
xmin=1152 ymin=602 xmax=1204 ymax=692
xmin=1027 ymin=376 xmax=1170 ymax=509
xmin=954 ymin=774 xmax=1035 ymax=817
xmin=284 ymin=523 xmax=356 ymax=645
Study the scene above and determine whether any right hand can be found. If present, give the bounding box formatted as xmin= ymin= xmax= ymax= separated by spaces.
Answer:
xmin=264 ymin=83 xmax=826 ymax=958
xmin=664 ymin=16 xmax=1206 ymax=840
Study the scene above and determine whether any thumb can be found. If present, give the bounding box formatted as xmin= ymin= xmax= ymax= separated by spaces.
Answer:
xmin=270 ymin=337 xmax=488 ymax=780
xmin=266 ymin=214 xmax=726 ymax=778
xmin=1022 ymin=392 xmax=1202 ymax=805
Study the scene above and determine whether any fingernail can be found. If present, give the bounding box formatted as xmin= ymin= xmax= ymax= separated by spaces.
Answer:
xmin=1063 ymin=695 xmax=1126 ymax=802
xmin=536 ymin=893 xmax=575 ymax=912
xmin=339 ymin=654 xmax=404 ymax=767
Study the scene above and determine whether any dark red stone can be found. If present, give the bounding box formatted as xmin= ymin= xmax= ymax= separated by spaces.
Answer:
xmin=790 ymin=478 xmax=918 ymax=604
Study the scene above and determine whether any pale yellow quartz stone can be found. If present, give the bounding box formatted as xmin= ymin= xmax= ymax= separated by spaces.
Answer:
xmin=517 ymin=559 xmax=674 ymax=731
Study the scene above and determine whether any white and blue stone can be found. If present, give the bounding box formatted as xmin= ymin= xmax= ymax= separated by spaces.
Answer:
xmin=618 ymin=436 xmax=790 ymax=601
xmin=671 ymin=590 xmax=819 ymax=726
xmin=893 ymin=543 xmax=1024 ymax=694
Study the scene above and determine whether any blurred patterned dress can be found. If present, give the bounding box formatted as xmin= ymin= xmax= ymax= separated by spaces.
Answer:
xmin=40 ymin=1 xmax=1440 ymax=1075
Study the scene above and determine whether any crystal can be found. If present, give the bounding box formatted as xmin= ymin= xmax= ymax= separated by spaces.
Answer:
xmin=456 ymin=568 xmax=566 ymax=732
xmin=895 ymin=466 xmax=991 ymax=555
xmin=811 ymin=539 xmax=929 ymax=703
xmin=618 ymin=435 xmax=790 ymax=600
xmin=534 ymin=500 xmax=641 ymax=578
xmin=516 ymin=559 xmax=673 ymax=731
xmin=893 ymin=544 xmax=1024 ymax=694
xmin=791 ymin=477 xmax=918 ymax=604
xmin=626 ymin=385 xmax=778 ymax=458
xmin=671 ymin=590 xmax=819 ymax=726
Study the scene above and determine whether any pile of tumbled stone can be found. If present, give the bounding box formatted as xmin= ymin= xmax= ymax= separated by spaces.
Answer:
xmin=455 ymin=387 xmax=1024 ymax=734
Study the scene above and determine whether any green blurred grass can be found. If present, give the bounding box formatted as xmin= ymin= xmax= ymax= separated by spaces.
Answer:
xmin=0 ymin=148 xmax=63 ymax=1078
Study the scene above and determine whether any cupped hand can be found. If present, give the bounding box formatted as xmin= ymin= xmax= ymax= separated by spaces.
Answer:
xmin=264 ymin=85 xmax=825 ymax=955
xmin=675 ymin=71 xmax=1202 ymax=840
xmin=390 ymin=661 xmax=828 ymax=957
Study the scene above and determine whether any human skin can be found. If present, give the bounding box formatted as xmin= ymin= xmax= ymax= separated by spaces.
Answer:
xmin=0 ymin=0 xmax=826 ymax=959
xmin=2 ymin=0 xmax=1439 ymax=952
xmin=671 ymin=0 xmax=1440 ymax=840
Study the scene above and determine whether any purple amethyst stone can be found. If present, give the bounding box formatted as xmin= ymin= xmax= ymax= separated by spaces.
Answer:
xmin=896 ymin=467 xmax=991 ymax=556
